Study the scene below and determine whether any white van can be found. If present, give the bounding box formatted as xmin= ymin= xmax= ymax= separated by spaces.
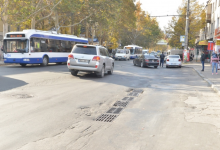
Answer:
xmin=142 ymin=49 xmax=149 ymax=54
xmin=115 ymin=49 xmax=130 ymax=61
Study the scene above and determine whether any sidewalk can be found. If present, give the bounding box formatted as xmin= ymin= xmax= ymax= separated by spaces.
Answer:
xmin=185 ymin=62 xmax=220 ymax=96
xmin=0 ymin=59 xmax=4 ymax=66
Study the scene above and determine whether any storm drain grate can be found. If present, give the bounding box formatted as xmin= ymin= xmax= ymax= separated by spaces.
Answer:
xmin=122 ymin=97 xmax=129 ymax=101
xmin=96 ymin=114 xmax=118 ymax=122
xmin=122 ymin=97 xmax=135 ymax=101
xmin=133 ymin=89 xmax=144 ymax=93
xmin=106 ymin=108 xmax=116 ymax=113
xmin=113 ymin=101 xmax=129 ymax=107
xmin=113 ymin=108 xmax=123 ymax=114
xmin=128 ymin=92 xmax=139 ymax=97
xmin=106 ymin=107 xmax=124 ymax=114
xmin=128 ymin=97 xmax=134 ymax=101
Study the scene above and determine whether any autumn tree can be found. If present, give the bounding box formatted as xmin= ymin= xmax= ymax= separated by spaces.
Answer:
xmin=165 ymin=0 xmax=206 ymax=49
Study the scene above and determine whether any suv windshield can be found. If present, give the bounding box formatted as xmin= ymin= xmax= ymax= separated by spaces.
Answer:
xmin=116 ymin=50 xmax=126 ymax=53
xmin=3 ymin=39 xmax=29 ymax=53
xmin=72 ymin=46 xmax=97 ymax=55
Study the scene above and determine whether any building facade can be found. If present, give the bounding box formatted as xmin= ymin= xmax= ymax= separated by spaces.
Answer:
xmin=196 ymin=0 xmax=220 ymax=62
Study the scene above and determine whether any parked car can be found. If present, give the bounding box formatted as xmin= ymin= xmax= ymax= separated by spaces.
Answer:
xmin=164 ymin=56 xmax=167 ymax=62
xmin=67 ymin=44 xmax=114 ymax=78
xmin=166 ymin=55 xmax=182 ymax=68
xmin=115 ymin=49 xmax=130 ymax=61
xmin=133 ymin=54 xmax=159 ymax=68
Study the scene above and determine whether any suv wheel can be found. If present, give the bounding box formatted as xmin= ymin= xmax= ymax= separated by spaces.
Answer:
xmin=97 ymin=65 xmax=105 ymax=78
xmin=108 ymin=64 xmax=114 ymax=75
xmin=71 ymin=70 xmax=78 ymax=76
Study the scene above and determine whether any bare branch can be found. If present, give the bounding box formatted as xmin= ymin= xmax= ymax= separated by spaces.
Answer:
xmin=36 ymin=0 xmax=62 ymax=23
xmin=36 ymin=0 xmax=43 ymax=9
xmin=15 ymin=5 xmax=50 ymax=24
xmin=59 ymin=14 xmax=93 ymax=28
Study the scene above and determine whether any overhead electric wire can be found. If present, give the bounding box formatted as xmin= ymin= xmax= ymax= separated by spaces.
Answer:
xmin=149 ymin=15 xmax=186 ymax=17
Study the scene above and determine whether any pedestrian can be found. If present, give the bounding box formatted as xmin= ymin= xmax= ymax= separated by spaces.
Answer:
xmin=201 ymin=51 xmax=205 ymax=71
xmin=211 ymin=51 xmax=218 ymax=75
xmin=160 ymin=52 xmax=165 ymax=67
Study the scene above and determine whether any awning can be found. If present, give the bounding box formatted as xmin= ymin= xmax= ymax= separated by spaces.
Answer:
xmin=198 ymin=40 xmax=208 ymax=45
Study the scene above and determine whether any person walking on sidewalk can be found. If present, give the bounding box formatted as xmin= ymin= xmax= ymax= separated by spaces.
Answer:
xmin=201 ymin=51 xmax=205 ymax=71
xmin=211 ymin=51 xmax=218 ymax=75
xmin=160 ymin=52 xmax=165 ymax=67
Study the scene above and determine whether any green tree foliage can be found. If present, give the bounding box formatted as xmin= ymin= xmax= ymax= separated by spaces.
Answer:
xmin=166 ymin=0 xmax=206 ymax=49
xmin=120 ymin=1 xmax=162 ymax=49
xmin=0 ymin=0 xmax=162 ymax=49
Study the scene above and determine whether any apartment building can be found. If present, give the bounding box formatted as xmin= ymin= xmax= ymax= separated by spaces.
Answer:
xmin=195 ymin=0 xmax=220 ymax=61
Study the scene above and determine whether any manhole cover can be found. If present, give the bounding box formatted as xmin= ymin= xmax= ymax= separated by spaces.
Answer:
xmin=12 ymin=94 xmax=34 ymax=99
xmin=113 ymin=101 xmax=129 ymax=107
xmin=96 ymin=114 xmax=118 ymax=122
xmin=106 ymin=107 xmax=124 ymax=114
xmin=133 ymin=89 xmax=144 ymax=93
xmin=128 ymin=92 xmax=139 ymax=97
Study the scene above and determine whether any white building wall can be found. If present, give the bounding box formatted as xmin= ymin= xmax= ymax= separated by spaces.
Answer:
xmin=206 ymin=0 xmax=220 ymax=41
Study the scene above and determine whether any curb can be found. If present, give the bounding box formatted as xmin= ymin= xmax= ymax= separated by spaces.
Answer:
xmin=192 ymin=67 xmax=220 ymax=96
xmin=0 ymin=63 xmax=16 ymax=66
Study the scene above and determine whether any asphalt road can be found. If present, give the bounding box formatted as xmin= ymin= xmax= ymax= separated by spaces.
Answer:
xmin=1 ymin=61 xmax=220 ymax=150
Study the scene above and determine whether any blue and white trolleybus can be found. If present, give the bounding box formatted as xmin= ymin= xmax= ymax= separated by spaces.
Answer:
xmin=2 ymin=29 xmax=88 ymax=66
xmin=124 ymin=45 xmax=143 ymax=59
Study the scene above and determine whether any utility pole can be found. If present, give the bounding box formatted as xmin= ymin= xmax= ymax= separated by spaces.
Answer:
xmin=184 ymin=0 xmax=190 ymax=50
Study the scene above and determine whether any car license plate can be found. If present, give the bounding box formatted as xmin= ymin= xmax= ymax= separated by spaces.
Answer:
xmin=78 ymin=59 xmax=88 ymax=63
xmin=171 ymin=63 xmax=176 ymax=65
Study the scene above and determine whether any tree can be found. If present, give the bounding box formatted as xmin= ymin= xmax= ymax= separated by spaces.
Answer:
xmin=0 ymin=0 xmax=9 ymax=37
xmin=165 ymin=0 xmax=206 ymax=49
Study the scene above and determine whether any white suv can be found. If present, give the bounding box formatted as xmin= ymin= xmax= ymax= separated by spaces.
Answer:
xmin=67 ymin=44 xmax=114 ymax=78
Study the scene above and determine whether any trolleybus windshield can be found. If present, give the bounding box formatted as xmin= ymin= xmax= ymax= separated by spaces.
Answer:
xmin=3 ymin=39 xmax=29 ymax=53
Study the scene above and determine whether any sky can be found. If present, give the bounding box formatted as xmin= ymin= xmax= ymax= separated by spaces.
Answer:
xmin=138 ymin=0 xmax=208 ymax=30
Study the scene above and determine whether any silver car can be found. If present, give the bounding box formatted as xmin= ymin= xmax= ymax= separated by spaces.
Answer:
xmin=67 ymin=44 xmax=114 ymax=78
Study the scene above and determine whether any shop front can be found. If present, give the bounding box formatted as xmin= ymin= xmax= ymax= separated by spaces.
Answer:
xmin=195 ymin=40 xmax=209 ymax=63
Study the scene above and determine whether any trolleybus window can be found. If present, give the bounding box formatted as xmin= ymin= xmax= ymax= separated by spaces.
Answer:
xmin=30 ymin=38 xmax=74 ymax=53
xmin=3 ymin=39 xmax=29 ymax=53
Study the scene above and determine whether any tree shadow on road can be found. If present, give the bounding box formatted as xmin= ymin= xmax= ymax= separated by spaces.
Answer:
xmin=0 ymin=76 xmax=27 ymax=92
